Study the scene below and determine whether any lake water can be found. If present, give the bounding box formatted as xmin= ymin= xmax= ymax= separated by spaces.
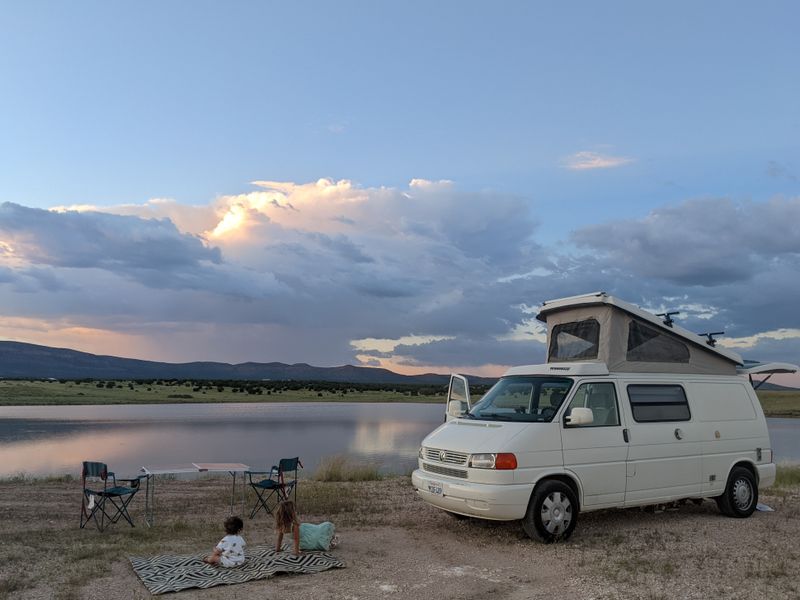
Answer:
xmin=0 ymin=403 xmax=798 ymax=477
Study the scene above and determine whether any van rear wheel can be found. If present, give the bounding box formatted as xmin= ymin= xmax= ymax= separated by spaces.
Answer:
xmin=716 ymin=466 xmax=758 ymax=518
xmin=522 ymin=480 xmax=578 ymax=543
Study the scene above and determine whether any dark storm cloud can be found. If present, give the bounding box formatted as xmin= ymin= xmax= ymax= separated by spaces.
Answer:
xmin=0 ymin=202 xmax=221 ymax=271
xmin=0 ymin=203 xmax=247 ymax=293
xmin=571 ymin=197 xmax=800 ymax=286
xmin=304 ymin=232 xmax=374 ymax=264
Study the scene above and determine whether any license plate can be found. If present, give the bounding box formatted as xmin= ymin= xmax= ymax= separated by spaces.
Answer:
xmin=427 ymin=480 xmax=443 ymax=496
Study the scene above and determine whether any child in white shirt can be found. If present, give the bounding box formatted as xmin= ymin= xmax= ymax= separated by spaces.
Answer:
xmin=204 ymin=516 xmax=246 ymax=567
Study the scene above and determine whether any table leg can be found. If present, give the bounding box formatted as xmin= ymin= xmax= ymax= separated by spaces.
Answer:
xmin=144 ymin=474 xmax=154 ymax=527
xmin=241 ymin=472 xmax=246 ymax=516
xmin=229 ymin=471 xmax=235 ymax=515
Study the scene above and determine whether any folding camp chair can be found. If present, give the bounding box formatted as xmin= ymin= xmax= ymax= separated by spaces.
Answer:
xmin=80 ymin=461 xmax=143 ymax=532
xmin=247 ymin=457 xmax=303 ymax=519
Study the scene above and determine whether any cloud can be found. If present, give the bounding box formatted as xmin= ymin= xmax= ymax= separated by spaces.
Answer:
xmin=0 ymin=179 xmax=552 ymax=369
xmin=0 ymin=202 xmax=220 ymax=270
xmin=562 ymin=151 xmax=634 ymax=170
xmin=351 ymin=335 xmax=455 ymax=354
xmin=2 ymin=181 xmax=800 ymax=375
xmin=571 ymin=197 xmax=800 ymax=286
xmin=766 ymin=160 xmax=797 ymax=182
xmin=719 ymin=329 xmax=800 ymax=349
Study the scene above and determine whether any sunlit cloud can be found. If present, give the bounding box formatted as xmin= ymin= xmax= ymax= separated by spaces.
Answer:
xmin=351 ymin=334 xmax=455 ymax=354
xmin=496 ymin=318 xmax=547 ymax=344
xmin=562 ymin=151 xmax=634 ymax=170
xmin=719 ymin=328 xmax=800 ymax=349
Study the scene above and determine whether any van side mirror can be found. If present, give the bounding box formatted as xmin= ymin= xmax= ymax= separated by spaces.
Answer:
xmin=566 ymin=407 xmax=593 ymax=426
xmin=448 ymin=400 xmax=466 ymax=418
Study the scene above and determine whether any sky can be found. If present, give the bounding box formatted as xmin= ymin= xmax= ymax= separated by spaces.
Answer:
xmin=0 ymin=2 xmax=799 ymax=381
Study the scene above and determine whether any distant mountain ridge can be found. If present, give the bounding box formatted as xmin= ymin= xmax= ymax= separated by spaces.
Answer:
xmin=0 ymin=341 xmax=497 ymax=385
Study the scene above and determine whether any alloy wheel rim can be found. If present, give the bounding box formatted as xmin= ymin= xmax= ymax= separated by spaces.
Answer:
xmin=541 ymin=491 xmax=572 ymax=534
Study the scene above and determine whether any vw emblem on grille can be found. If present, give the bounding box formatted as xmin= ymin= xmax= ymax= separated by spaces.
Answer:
xmin=439 ymin=451 xmax=446 ymax=461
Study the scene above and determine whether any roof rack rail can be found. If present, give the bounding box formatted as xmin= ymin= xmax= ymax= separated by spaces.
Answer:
xmin=698 ymin=331 xmax=725 ymax=347
xmin=656 ymin=311 xmax=680 ymax=328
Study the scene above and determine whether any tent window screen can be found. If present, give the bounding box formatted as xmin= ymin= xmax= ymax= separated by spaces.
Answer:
xmin=549 ymin=319 xmax=600 ymax=361
xmin=626 ymin=320 xmax=690 ymax=363
xmin=627 ymin=384 xmax=691 ymax=422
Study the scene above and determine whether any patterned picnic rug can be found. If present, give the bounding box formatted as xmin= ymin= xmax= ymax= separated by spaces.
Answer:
xmin=129 ymin=544 xmax=345 ymax=594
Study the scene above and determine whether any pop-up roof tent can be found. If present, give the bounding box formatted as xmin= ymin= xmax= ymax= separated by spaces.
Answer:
xmin=536 ymin=292 xmax=743 ymax=375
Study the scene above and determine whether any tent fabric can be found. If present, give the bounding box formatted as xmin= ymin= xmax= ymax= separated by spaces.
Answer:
xmin=544 ymin=305 xmax=737 ymax=375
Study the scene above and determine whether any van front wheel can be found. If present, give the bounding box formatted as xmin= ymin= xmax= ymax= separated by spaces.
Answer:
xmin=716 ymin=466 xmax=758 ymax=518
xmin=522 ymin=480 xmax=578 ymax=543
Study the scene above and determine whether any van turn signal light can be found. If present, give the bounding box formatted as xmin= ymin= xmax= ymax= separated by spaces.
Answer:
xmin=495 ymin=453 xmax=518 ymax=470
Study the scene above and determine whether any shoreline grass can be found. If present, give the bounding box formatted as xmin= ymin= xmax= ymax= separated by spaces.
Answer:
xmin=312 ymin=456 xmax=383 ymax=482
xmin=1 ymin=380 xmax=797 ymax=417
xmin=757 ymin=390 xmax=800 ymax=418
xmin=0 ymin=379 xmax=446 ymax=406
xmin=775 ymin=464 xmax=800 ymax=488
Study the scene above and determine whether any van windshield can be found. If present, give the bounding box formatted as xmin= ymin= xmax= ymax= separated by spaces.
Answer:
xmin=466 ymin=376 xmax=574 ymax=423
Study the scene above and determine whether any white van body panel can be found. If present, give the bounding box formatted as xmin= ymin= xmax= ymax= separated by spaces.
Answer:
xmin=413 ymin=367 xmax=782 ymax=520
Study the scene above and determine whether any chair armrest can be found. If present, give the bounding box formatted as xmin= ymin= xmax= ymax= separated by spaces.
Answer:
xmin=116 ymin=475 xmax=145 ymax=488
xmin=247 ymin=468 xmax=279 ymax=483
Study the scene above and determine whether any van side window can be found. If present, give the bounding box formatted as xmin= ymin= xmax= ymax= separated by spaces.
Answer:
xmin=564 ymin=382 xmax=619 ymax=427
xmin=627 ymin=384 xmax=690 ymax=422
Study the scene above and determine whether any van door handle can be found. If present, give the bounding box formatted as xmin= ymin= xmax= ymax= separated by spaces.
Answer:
xmin=623 ymin=428 xmax=629 ymax=443
xmin=674 ymin=428 xmax=683 ymax=440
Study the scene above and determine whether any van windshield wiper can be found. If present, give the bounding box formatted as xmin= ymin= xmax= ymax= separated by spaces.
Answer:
xmin=476 ymin=412 xmax=514 ymax=421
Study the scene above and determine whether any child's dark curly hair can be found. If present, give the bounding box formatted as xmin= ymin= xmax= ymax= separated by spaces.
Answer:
xmin=224 ymin=515 xmax=244 ymax=535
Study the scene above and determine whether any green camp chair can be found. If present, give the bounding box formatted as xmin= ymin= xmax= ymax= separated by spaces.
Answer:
xmin=246 ymin=457 xmax=303 ymax=518
xmin=80 ymin=461 xmax=143 ymax=532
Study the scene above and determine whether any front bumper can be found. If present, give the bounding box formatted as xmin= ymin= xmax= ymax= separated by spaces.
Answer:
xmin=412 ymin=468 xmax=533 ymax=520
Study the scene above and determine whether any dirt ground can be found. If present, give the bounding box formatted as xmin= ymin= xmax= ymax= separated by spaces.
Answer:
xmin=1 ymin=476 xmax=798 ymax=600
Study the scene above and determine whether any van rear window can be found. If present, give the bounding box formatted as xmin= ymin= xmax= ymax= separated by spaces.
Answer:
xmin=627 ymin=384 xmax=690 ymax=422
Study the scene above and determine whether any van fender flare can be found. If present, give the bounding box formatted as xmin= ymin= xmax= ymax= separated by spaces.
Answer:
xmin=529 ymin=470 xmax=584 ymax=511
xmin=723 ymin=459 xmax=759 ymax=486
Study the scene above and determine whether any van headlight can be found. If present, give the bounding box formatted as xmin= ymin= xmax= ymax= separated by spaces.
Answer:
xmin=418 ymin=446 xmax=424 ymax=459
xmin=468 ymin=453 xmax=517 ymax=470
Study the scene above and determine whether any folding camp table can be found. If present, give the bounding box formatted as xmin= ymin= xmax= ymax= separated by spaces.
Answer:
xmin=140 ymin=462 xmax=250 ymax=527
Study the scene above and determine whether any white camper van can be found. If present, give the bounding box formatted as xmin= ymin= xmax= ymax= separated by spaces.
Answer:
xmin=412 ymin=292 xmax=798 ymax=542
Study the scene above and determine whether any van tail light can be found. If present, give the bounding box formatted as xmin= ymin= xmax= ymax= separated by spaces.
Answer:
xmin=495 ymin=453 xmax=518 ymax=470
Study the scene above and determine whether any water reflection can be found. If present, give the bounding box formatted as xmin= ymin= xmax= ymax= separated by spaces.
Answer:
xmin=0 ymin=403 xmax=445 ymax=477
xmin=349 ymin=420 xmax=432 ymax=462
xmin=1 ymin=403 xmax=797 ymax=477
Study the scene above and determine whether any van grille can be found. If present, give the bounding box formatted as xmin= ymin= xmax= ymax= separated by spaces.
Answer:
xmin=423 ymin=462 xmax=468 ymax=479
xmin=424 ymin=447 xmax=468 ymax=465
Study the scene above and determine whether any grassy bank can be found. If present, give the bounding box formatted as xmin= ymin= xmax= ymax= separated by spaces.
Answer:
xmin=0 ymin=379 xmax=445 ymax=406
xmin=757 ymin=390 xmax=800 ymax=417
xmin=2 ymin=380 xmax=798 ymax=418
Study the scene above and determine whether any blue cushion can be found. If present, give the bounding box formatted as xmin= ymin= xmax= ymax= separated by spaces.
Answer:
xmin=299 ymin=522 xmax=335 ymax=551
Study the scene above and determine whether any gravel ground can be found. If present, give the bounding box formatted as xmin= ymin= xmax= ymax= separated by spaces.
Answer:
xmin=1 ymin=476 xmax=798 ymax=600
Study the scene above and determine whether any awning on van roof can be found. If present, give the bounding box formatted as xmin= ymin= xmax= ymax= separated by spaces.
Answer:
xmin=737 ymin=362 xmax=799 ymax=375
